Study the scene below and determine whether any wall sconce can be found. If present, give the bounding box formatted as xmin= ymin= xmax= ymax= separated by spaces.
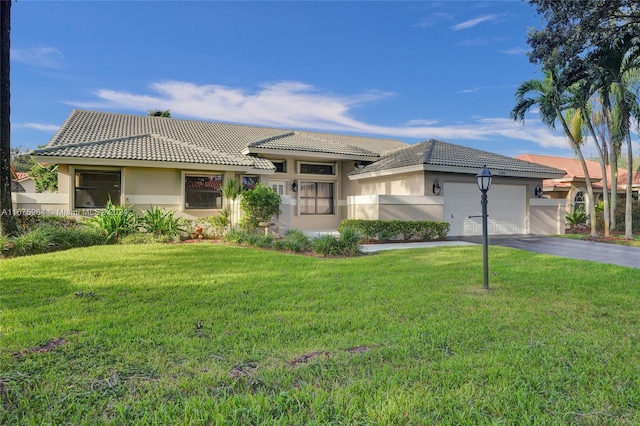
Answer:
xmin=534 ymin=184 xmax=543 ymax=198
xmin=291 ymin=180 xmax=298 ymax=193
xmin=432 ymin=179 xmax=441 ymax=195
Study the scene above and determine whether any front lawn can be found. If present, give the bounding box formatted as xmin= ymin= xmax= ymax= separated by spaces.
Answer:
xmin=2 ymin=244 xmax=640 ymax=424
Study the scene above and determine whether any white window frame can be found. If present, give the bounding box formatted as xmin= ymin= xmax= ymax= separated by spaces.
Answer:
xmin=269 ymin=180 xmax=287 ymax=196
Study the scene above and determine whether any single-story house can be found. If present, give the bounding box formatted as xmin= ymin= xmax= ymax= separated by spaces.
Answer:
xmin=27 ymin=109 xmax=567 ymax=236
xmin=517 ymin=154 xmax=640 ymax=214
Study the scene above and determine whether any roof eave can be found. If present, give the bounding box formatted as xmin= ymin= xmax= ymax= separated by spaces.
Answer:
xmin=242 ymin=147 xmax=379 ymax=161
xmin=350 ymin=163 xmax=567 ymax=180
xmin=29 ymin=155 xmax=275 ymax=174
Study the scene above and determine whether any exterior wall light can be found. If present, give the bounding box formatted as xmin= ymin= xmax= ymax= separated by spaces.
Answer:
xmin=432 ymin=178 xmax=441 ymax=195
xmin=291 ymin=180 xmax=298 ymax=193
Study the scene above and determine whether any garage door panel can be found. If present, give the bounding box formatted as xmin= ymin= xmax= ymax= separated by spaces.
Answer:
xmin=444 ymin=182 xmax=526 ymax=236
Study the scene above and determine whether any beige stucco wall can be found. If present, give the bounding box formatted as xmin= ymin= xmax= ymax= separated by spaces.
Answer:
xmin=348 ymin=195 xmax=444 ymax=222
xmin=349 ymin=170 xmax=425 ymax=196
xmin=530 ymin=198 xmax=566 ymax=234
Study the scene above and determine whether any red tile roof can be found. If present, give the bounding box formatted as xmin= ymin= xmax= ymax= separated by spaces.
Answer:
xmin=516 ymin=154 xmax=638 ymax=190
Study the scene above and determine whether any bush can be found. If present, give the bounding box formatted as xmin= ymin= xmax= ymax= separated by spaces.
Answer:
xmin=139 ymin=205 xmax=186 ymax=238
xmin=119 ymin=232 xmax=176 ymax=245
xmin=239 ymin=184 xmax=281 ymax=230
xmin=89 ymin=200 xmax=137 ymax=243
xmin=566 ymin=209 xmax=589 ymax=229
xmin=599 ymin=198 xmax=640 ymax=233
xmin=208 ymin=207 xmax=231 ymax=236
xmin=11 ymin=226 xmax=56 ymax=256
xmin=338 ymin=220 xmax=449 ymax=242
xmin=311 ymin=234 xmax=340 ymax=256
xmin=273 ymin=229 xmax=310 ymax=253
xmin=223 ymin=228 xmax=249 ymax=245
xmin=311 ymin=228 xmax=362 ymax=257
xmin=338 ymin=226 xmax=362 ymax=256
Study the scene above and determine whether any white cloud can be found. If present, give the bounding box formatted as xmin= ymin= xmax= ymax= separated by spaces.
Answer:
xmin=12 ymin=47 xmax=64 ymax=69
xmin=451 ymin=14 xmax=499 ymax=31
xmin=67 ymin=79 xmax=568 ymax=150
xmin=13 ymin=122 xmax=60 ymax=132
xmin=499 ymin=47 xmax=529 ymax=56
xmin=413 ymin=12 xmax=453 ymax=28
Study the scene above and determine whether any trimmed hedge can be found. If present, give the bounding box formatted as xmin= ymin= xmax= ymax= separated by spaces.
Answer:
xmin=338 ymin=219 xmax=449 ymax=242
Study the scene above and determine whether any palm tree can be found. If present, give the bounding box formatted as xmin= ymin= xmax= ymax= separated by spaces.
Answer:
xmin=0 ymin=0 xmax=17 ymax=236
xmin=511 ymin=69 xmax=598 ymax=237
xmin=595 ymin=34 xmax=640 ymax=239
xmin=566 ymin=78 xmax=610 ymax=237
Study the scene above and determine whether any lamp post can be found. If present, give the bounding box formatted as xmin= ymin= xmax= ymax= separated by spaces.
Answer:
xmin=476 ymin=165 xmax=492 ymax=289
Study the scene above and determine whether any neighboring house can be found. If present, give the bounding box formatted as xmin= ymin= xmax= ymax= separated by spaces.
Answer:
xmin=28 ymin=109 xmax=566 ymax=236
xmin=10 ymin=165 xmax=35 ymax=193
xmin=517 ymin=154 xmax=640 ymax=215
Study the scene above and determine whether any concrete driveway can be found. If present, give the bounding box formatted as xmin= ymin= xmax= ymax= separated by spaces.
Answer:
xmin=455 ymin=235 xmax=640 ymax=269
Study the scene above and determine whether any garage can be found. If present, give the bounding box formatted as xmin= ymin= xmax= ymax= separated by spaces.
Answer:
xmin=444 ymin=182 xmax=526 ymax=236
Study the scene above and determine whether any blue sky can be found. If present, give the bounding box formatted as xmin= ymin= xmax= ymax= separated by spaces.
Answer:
xmin=12 ymin=1 xmax=582 ymax=157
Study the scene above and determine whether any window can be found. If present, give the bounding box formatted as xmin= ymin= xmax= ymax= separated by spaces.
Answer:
xmin=270 ymin=181 xmax=286 ymax=196
xmin=272 ymin=161 xmax=287 ymax=173
xmin=75 ymin=170 xmax=121 ymax=208
xmin=242 ymin=176 xmax=258 ymax=190
xmin=574 ymin=190 xmax=586 ymax=213
xmin=185 ymin=175 xmax=223 ymax=209
xmin=300 ymin=181 xmax=334 ymax=215
xmin=299 ymin=162 xmax=335 ymax=175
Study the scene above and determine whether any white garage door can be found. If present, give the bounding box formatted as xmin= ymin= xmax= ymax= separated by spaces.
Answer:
xmin=444 ymin=182 xmax=526 ymax=236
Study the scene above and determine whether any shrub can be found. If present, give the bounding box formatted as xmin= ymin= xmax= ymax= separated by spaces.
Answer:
xmin=0 ymin=234 xmax=13 ymax=258
xmin=311 ymin=234 xmax=340 ymax=256
xmin=223 ymin=228 xmax=249 ymax=245
xmin=274 ymin=229 xmax=311 ymax=253
xmin=338 ymin=226 xmax=362 ymax=256
xmin=119 ymin=232 xmax=175 ymax=245
xmin=89 ymin=200 xmax=137 ymax=243
xmin=208 ymin=207 xmax=231 ymax=236
xmin=11 ymin=226 xmax=56 ymax=256
xmin=566 ymin=209 xmax=589 ymax=229
xmin=139 ymin=205 xmax=186 ymax=238
xmin=338 ymin=220 xmax=449 ymax=242
xmin=599 ymin=198 xmax=640 ymax=233
xmin=254 ymin=234 xmax=275 ymax=249
xmin=46 ymin=225 xmax=104 ymax=249
xmin=239 ymin=184 xmax=281 ymax=230
xmin=311 ymin=228 xmax=362 ymax=257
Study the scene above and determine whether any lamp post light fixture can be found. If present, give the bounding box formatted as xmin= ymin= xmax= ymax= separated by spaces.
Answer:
xmin=476 ymin=165 xmax=493 ymax=289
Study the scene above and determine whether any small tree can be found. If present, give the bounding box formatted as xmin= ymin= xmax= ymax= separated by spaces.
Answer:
xmin=239 ymin=183 xmax=281 ymax=231
xmin=222 ymin=177 xmax=243 ymax=228
xmin=29 ymin=163 xmax=58 ymax=192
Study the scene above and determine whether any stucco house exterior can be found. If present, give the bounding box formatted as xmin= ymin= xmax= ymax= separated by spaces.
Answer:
xmin=517 ymin=154 xmax=640 ymax=215
xmin=27 ymin=110 xmax=566 ymax=236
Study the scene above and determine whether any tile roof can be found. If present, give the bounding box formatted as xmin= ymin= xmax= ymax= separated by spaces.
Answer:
xmin=33 ymin=110 xmax=405 ymax=169
xmin=516 ymin=154 xmax=639 ymax=189
xmin=350 ymin=139 xmax=565 ymax=177
xmin=248 ymin=132 xmax=382 ymax=157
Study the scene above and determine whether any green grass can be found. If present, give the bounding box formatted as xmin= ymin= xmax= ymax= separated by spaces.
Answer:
xmin=2 ymin=243 xmax=640 ymax=424
xmin=560 ymin=232 xmax=640 ymax=247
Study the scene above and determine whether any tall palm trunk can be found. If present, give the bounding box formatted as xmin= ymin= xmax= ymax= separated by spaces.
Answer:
xmin=584 ymin=118 xmax=610 ymax=237
xmin=624 ymin=133 xmax=633 ymax=239
xmin=556 ymin=106 xmax=598 ymax=237
xmin=0 ymin=0 xmax=17 ymax=236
